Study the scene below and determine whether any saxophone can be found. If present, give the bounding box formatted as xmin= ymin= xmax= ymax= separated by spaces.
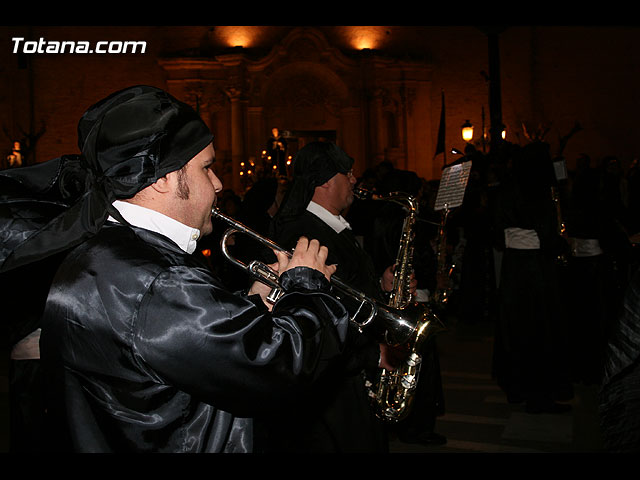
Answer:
xmin=355 ymin=188 xmax=445 ymax=422
xmin=432 ymin=206 xmax=454 ymax=307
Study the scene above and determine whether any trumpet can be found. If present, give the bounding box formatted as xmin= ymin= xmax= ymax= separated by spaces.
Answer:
xmin=211 ymin=207 xmax=420 ymax=346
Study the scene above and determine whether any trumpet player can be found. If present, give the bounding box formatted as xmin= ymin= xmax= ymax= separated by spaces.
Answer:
xmin=0 ymin=86 xmax=354 ymax=453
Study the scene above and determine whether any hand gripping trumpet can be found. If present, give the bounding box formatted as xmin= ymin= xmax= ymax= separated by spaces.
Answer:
xmin=211 ymin=207 xmax=423 ymax=346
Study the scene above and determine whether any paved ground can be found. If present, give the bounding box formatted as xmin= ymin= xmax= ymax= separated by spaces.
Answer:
xmin=389 ymin=317 xmax=604 ymax=454
xmin=0 ymin=316 xmax=604 ymax=454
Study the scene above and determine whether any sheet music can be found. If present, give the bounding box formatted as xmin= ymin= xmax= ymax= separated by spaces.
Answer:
xmin=434 ymin=161 xmax=472 ymax=211
xmin=553 ymin=159 xmax=568 ymax=181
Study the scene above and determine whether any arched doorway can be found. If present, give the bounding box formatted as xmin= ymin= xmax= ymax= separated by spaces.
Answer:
xmin=261 ymin=60 xmax=350 ymax=166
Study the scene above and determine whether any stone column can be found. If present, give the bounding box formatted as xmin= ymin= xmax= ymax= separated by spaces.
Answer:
xmin=372 ymin=87 xmax=387 ymax=164
xmin=225 ymin=86 xmax=245 ymax=193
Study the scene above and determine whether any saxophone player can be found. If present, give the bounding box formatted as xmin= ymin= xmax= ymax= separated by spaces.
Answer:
xmin=361 ymin=169 xmax=447 ymax=446
xmin=267 ymin=141 xmax=408 ymax=453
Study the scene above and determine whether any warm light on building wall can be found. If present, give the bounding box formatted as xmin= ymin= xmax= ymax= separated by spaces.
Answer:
xmin=217 ymin=26 xmax=257 ymax=48
xmin=347 ymin=26 xmax=387 ymax=50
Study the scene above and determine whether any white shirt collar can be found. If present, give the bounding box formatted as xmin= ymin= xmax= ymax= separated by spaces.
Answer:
xmin=109 ymin=200 xmax=201 ymax=254
xmin=306 ymin=201 xmax=352 ymax=233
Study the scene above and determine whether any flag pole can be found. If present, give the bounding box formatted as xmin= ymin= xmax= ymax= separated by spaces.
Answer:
xmin=434 ymin=90 xmax=446 ymax=168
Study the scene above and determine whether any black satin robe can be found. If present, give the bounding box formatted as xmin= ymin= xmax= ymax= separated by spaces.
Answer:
xmin=266 ymin=210 xmax=387 ymax=453
xmin=39 ymin=223 xmax=350 ymax=453
xmin=599 ymin=268 xmax=640 ymax=452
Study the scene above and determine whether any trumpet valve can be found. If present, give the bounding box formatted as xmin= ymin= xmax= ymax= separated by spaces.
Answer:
xmin=266 ymin=287 xmax=284 ymax=304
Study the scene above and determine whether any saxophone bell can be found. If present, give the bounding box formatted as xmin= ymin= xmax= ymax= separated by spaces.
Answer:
xmin=371 ymin=304 xmax=445 ymax=422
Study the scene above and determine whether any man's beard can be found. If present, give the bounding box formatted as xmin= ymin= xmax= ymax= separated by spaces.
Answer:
xmin=176 ymin=167 xmax=190 ymax=200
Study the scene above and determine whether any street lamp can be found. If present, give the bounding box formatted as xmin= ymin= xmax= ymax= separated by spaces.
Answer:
xmin=461 ymin=120 xmax=474 ymax=142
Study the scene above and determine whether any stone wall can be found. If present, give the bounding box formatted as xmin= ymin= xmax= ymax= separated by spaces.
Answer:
xmin=2 ymin=25 xmax=639 ymax=190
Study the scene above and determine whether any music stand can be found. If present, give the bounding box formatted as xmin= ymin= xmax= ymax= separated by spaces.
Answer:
xmin=430 ymin=160 xmax=471 ymax=305
xmin=434 ymin=161 xmax=472 ymax=212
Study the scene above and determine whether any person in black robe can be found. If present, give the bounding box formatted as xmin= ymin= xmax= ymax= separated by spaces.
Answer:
xmin=266 ymin=127 xmax=288 ymax=176
xmin=491 ymin=142 xmax=573 ymax=413
xmin=265 ymin=141 xmax=401 ymax=453
xmin=599 ymin=266 xmax=640 ymax=452
xmin=0 ymin=86 xmax=352 ymax=452
xmin=564 ymin=154 xmax=619 ymax=386
xmin=1 ymin=254 xmax=63 ymax=452
xmin=1 ymin=155 xmax=86 ymax=452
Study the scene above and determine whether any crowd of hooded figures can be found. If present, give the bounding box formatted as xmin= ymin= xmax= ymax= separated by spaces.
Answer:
xmin=213 ymin=138 xmax=640 ymax=451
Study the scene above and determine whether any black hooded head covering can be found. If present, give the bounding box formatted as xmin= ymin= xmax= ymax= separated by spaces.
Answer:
xmin=273 ymin=141 xmax=353 ymax=223
xmin=0 ymin=85 xmax=213 ymax=273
